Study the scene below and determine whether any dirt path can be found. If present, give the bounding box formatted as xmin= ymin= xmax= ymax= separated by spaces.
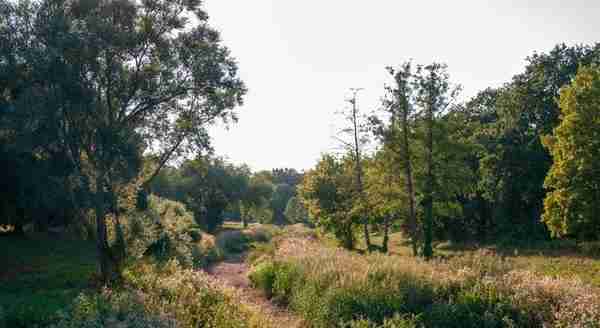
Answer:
xmin=205 ymin=253 xmax=304 ymax=327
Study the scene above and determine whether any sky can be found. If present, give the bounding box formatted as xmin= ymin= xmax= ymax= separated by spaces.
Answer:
xmin=204 ymin=0 xmax=600 ymax=172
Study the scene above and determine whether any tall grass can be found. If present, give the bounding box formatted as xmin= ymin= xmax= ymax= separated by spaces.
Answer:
xmin=249 ymin=232 xmax=600 ymax=327
xmin=53 ymin=260 xmax=271 ymax=328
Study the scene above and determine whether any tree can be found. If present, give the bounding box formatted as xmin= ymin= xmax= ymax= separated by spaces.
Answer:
xmin=284 ymin=196 xmax=309 ymax=225
xmin=1 ymin=0 xmax=246 ymax=282
xmin=299 ymin=154 xmax=357 ymax=249
xmin=240 ymin=178 xmax=273 ymax=228
xmin=177 ymin=158 xmax=249 ymax=233
xmin=364 ymin=153 xmax=407 ymax=253
xmin=414 ymin=63 xmax=459 ymax=259
xmin=474 ymin=44 xmax=600 ymax=240
xmin=270 ymin=183 xmax=295 ymax=225
xmin=335 ymin=89 xmax=372 ymax=250
xmin=373 ymin=63 xmax=419 ymax=255
xmin=542 ymin=65 xmax=600 ymax=240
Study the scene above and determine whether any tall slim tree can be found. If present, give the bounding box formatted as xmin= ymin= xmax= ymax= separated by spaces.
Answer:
xmin=380 ymin=63 xmax=419 ymax=256
xmin=414 ymin=63 xmax=459 ymax=259
xmin=336 ymin=89 xmax=372 ymax=251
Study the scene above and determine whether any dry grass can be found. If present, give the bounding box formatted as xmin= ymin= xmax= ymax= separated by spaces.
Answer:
xmin=250 ymin=227 xmax=600 ymax=327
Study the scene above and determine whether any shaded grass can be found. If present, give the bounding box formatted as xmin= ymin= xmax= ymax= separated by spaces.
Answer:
xmin=0 ymin=234 xmax=96 ymax=327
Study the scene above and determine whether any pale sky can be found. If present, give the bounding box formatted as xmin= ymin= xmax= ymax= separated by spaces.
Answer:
xmin=205 ymin=0 xmax=600 ymax=172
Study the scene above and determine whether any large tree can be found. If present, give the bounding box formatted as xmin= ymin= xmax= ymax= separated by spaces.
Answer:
xmin=542 ymin=65 xmax=600 ymax=240
xmin=0 ymin=0 xmax=245 ymax=282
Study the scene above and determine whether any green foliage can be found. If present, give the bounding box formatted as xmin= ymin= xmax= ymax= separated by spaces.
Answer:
xmin=299 ymin=154 xmax=358 ymax=249
xmin=150 ymin=158 xmax=252 ymax=233
xmin=542 ymin=65 xmax=600 ymax=240
xmin=284 ymin=196 xmax=310 ymax=224
xmin=0 ymin=0 xmax=246 ymax=281
xmin=271 ymin=183 xmax=296 ymax=224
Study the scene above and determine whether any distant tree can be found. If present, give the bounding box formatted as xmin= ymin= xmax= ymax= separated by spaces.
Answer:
xmin=542 ymin=65 xmax=600 ymax=240
xmin=271 ymin=168 xmax=303 ymax=186
xmin=270 ymin=183 xmax=295 ymax=224
xmin=240 ymin=178 xmax=273 ymax=228
xmin=284 ymin=196 xmax=309 ymax=225
xmin=299 ymin=154 xmax=356 ymax=249
xmin=177 ymin=158 xmax=249 ymax=233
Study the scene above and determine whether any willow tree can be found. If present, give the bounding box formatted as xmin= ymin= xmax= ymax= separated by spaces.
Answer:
xmin=542 ymin=65 xmax=600 ymax=240
xmin=1 ymin=0 xmax=246 ymax=282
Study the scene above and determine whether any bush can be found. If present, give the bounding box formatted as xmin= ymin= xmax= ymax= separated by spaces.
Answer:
xmin=249 ymin=261 xmax=278 ymax=298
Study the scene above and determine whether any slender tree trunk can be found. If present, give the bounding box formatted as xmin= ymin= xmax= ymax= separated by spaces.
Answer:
xmin=423 ymin=98 xmax=434 ymax=260
xmin=400 ymin=101 xmax=418 ymax=257
xmin=94 ymin=171 xmax=115 ymax=284
xmin=350 ymin=92 xmax=371 ymax=251
xmin=382 ymin=215 xmax=391 ymax=253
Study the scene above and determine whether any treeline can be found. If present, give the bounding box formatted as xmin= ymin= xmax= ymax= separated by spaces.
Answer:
xmin=149 ymin=160 xmax=308 ymax=231
xmin=299 ymin=43 xmax=600 ymax=256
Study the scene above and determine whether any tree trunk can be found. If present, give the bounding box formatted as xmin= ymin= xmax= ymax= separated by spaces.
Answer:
xmin=94 ymin=173 xmax=116 ymax=284
xmin=401 ymin=101 xmax=418 ymax=257
xmin=382 ymin=215 xmax=391 ymax=253
xmin=423 ymin=97 xmax=434 ymax=260
xmin=350 ymin=93 xmax=371 ymax=251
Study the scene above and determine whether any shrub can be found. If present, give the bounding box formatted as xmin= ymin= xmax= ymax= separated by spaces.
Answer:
xmin=249 ymin=261 xmax=278 ymax=298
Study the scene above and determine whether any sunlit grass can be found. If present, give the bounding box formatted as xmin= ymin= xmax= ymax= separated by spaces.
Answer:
xmin=249 ymin=226 xmax=600 ymax=327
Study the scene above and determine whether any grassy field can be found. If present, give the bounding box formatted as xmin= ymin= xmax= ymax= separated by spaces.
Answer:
xmin=0 ymin=234 xmax=96 ymax=327
xmin=366 ymin=231 xmax=600 ymax=288
xmin=248 ymin=227 xmax=600 ymax=327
